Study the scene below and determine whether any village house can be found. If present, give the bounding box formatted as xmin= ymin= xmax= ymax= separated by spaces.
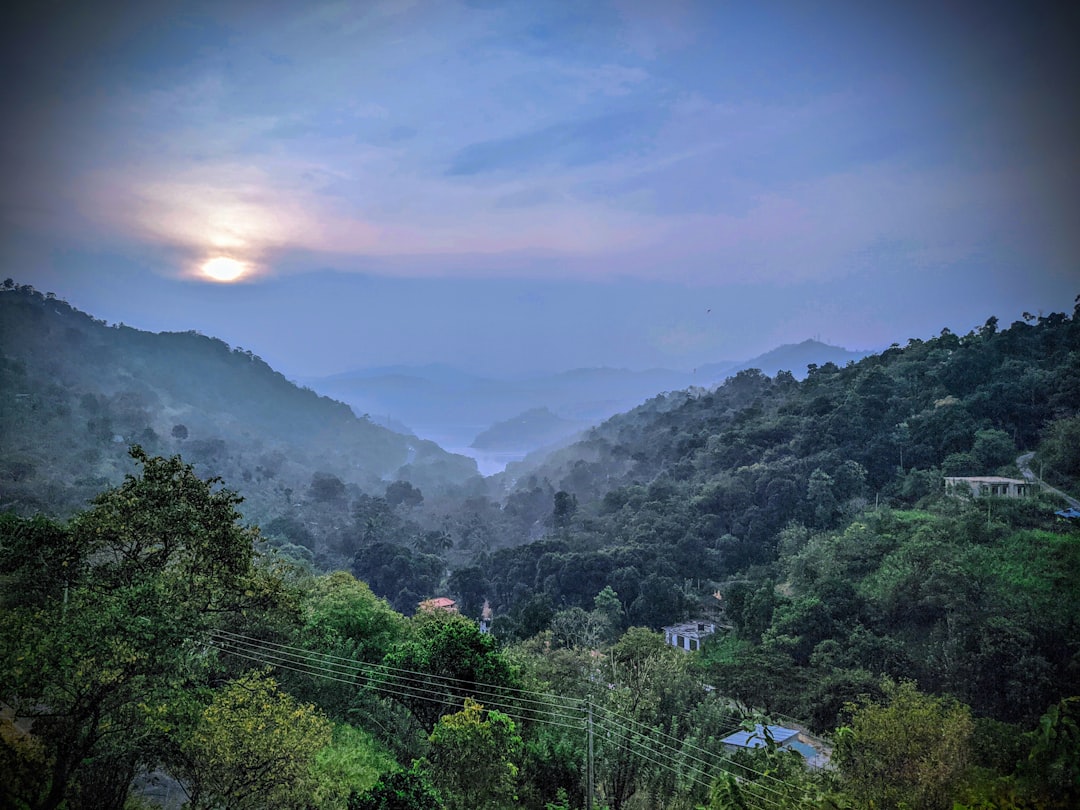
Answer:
xmin=417 ymin=596 xmax=458 ymax=614
xmin=662 ymin=620 xmax=716 ymax=652
xmin=720 ymin=724 xmax=831 ymax=769
xmin=944 ymin=476 xmax=1032 ymax=499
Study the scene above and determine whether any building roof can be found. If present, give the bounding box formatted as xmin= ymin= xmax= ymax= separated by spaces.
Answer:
xmin=944 ymin=476 xmax=1028 ymax=484
xmin=418 ymin=597 xmax=458 ymax=612
xmin=663 ymin=621 xmax=715 ymax=636
xmin=720 ymin=724 xmax=800 ymax=749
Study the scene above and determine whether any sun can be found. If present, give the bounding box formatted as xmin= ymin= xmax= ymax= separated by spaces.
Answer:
xmin=200 ymin=256 xmax=249 ymax=283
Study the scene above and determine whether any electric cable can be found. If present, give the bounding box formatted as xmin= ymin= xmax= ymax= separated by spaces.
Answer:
xmin=206 ymin=635 xmax=587 ymax=721
xmin=207 ymin=635 xmax=588 ymax=731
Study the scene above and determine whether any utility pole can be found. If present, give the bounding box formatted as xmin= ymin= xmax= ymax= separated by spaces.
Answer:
xmin=587 ymin=701 xmax=594 ymax=810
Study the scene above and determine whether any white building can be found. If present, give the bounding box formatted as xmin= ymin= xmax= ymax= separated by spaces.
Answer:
xmin=663 ymin=621 xmax=715 ymax=652
xmin=944 ymin=476 xmax=1032 ymax=499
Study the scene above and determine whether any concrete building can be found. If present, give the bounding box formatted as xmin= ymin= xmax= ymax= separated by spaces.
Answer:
xmin=945 ymin=476 xmax=1032 ymax=499
xmin=663 ymin=621 xmax=715 ymax=652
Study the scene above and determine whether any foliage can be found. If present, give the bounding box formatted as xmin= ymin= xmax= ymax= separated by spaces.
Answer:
xmin=303 ymin=571 xmax=406 ymax=664
xmin=348 ymin=763 xmax=443 ymax=810
xmin=381 ymin=613 xmax=521 ymax=731
xmin=313 ymin=723 xmax=398 ymax=809
xmin=833 ymin=678 xmax=974 ymax=810
xmin=426 ymin=698 xmax=523 ymax=810
xmin=4 ymin=287 xmax=1080 ymax=808
xmin=1015 ymin=697 xmax=1080 ymax=808
xmin=0 ymin=448 xmax=262 ymax=810
xmin=0 ymin=283 xmax=476 ymax=525
xmin=176 ymin=670 xmax=333 ymax=810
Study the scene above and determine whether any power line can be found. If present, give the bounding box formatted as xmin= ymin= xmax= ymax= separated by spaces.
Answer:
xmin=209 ymin=640 xmax=587 ymax=732
xmin=207 ymin=634 xmax=587 ymax=731
xmin=592 ymin=710 xmax=787 ymax=810
xmin=208 ymin=629 xmax=816 ymax=809
xmin=212 ymin=629 xmax=585 ymax=714
xmin=208 ymin=636 xmax=585 ymax=728
xmin=590 ymin=712 xmax=777 ymax=810
xmin=595 ymin=701 xmax=810 ymax=801
xmin=210 ymin=629 xmax=583 ymax=713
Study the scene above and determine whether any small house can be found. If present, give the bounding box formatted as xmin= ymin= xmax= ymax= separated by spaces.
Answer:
xmin=944 ymin=476 xmax=1032 ymax=499
xmin=662 ymin=621 xmax=715 ymax=652
xmin=418 ymin=597 xmax=458 ymax=614
xmin=720 ymin=724 xmax=830 ymax=769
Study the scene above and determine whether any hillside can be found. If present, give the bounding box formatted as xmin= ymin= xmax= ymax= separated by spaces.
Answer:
xmin=698 ymin=337 xmax=870 ymax=379
xmin=470 ymin=407 xmax=585 ymax=452
xmin=451 ymin=304 xmax=1080 ymax=727
xmin=3 ymin=292 xmax=1080 ymax=810
xmin=0 ymin=283 xmax=478 ymax=521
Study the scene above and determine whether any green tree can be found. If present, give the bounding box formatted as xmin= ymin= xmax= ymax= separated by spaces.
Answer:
xmin=0 ymin=448 xmax=260 ymax=810
xmin=426 ymin=699 xmax=522 ymax=810
xmin=972 ymin=428 xmax=1015 ymax=471
xmin=303 ymin=571 xmax=405 ymax=664
xmin=1039 ymin=415 xmax=1080 ymax=487
xmin=348 ymin=763 xmax=443 ymax=810
xmin=704 ymin=733 xmax=824 ymax=810
xmin=807 ymin=468 xmax=839 ymax=530
xmin=833 ymin=679 xmax=973 ymax=810
xmin=594 ymin=584 xmax=624 ymax=638
xmin=385 ymin=480 xmax=424 ymax=509
xmin=550 ymin=490 xmax=577 ymax=533
xmin=593 ymin=628 xmax=703 ymax=809
xmin=310 ymin=471 xmax=347 ymax=503
xmin=1015 ymin=697 xmax=1080 ymax=808
xmin=177 ymin=671 xmax=333 ymax=810
xmin=550 ymin=606 xmax=610 ymax=650
xmin=382 ymin=613 xmax=520 ymax=731
xmin=292 ymin=571 xmax=406 ymax=718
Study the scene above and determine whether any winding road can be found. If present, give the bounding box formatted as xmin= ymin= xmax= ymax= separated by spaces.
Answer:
xmin=1017 ymin=452 xmax=1080 ymax=508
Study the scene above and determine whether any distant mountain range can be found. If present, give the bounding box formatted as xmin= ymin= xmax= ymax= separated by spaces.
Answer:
xmin=302 ymin=340 xmax=873 ymax=463
xmin=0 ymin=282 xmax=875 ymax=522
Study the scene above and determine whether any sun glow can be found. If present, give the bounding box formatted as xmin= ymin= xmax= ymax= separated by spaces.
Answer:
xmin=200 ymin=256 xmax=249 ymax=283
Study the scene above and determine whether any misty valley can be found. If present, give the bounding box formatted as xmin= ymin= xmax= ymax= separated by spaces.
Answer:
xmin=3 ymin=282 xmax=1080 ymax=810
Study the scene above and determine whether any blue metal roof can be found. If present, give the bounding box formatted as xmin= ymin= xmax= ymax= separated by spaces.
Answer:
xmin=720 ymin=724 xmax=799 ymax=748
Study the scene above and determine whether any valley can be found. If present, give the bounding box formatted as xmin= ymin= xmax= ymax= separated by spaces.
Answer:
xmin=3 ymin=283 xmax=1079 ymax=810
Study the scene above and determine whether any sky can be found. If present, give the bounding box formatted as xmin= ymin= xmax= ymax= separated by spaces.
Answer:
xmin=2 ymin=0 xmax=1077 ymax=378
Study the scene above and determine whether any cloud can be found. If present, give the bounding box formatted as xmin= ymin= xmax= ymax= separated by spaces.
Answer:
xmin=5 ymin=0 xmax=1077 ymax=297
xmin=446 ymin=109 xmax=656 ymax=175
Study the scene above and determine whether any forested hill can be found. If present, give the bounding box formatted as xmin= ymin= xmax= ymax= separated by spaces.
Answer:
xmin=2 ymin=290 xmax=1080 ymax=809
xmin=503 ymin=304 xmax=1080 ymax=510
xmin=0 ymin=283 xmax=478 ymax=519
xmin=459 ymin=302 xmax=1080 ymax=728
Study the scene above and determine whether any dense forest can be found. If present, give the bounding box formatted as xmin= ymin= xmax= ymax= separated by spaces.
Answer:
xmin=2 ymin=286 xmax=1080 ymax=808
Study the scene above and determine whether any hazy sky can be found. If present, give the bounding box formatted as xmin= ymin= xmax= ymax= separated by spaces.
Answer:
xmin=2 ymin=1 xmax=1077 ymax=377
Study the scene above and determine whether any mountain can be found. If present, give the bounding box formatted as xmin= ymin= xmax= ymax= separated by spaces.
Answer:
xmin=306 ymin=342 xmax=871 ymax=469
xmin=463 ymin=306 xmax=1080 ymax=728
xmin=470 ymin=407 xmax=586 ymax=452
xmin=699 ymin=338 xmax=872 ymax=380
xmin=0 ymin=284 xmax=478 ymax=520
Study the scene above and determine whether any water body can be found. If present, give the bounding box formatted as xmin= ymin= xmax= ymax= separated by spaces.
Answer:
xmin=411 ymin=425 xmax=527 ymax=477
xmin=444 ymin=445 xmax=527 ymax=477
